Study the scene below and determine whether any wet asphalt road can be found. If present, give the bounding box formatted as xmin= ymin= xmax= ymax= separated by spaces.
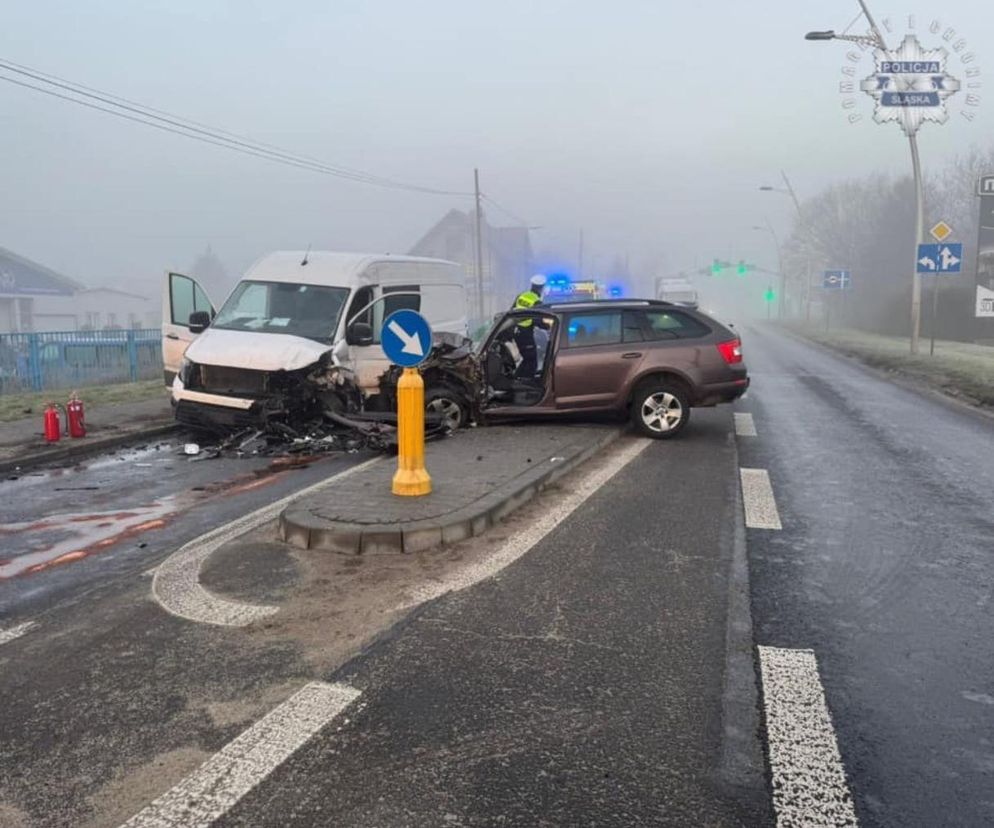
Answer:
xmin=0 ymin=411 xmax=769 ymax=827
xmin=213 ymin=417 xmax=771 ymax=827
xmin=0 ymin=439 xmax=370 ymax=620
xmin=739 ymin=325 xmax=994 ymax=828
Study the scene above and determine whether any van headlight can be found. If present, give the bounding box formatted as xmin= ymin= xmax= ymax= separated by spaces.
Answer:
xmin=178 ymin=357 xmax=199 ymax=386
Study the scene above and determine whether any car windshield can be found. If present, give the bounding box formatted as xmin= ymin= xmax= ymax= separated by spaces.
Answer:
xmin=212 ymin=280 xmax=350 ymax=343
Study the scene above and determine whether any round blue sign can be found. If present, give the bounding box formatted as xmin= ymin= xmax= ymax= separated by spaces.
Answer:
xmin=381 ymin=310 xmax=433 ymax=367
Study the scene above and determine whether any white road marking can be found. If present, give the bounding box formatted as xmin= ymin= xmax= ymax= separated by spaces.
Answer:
xmin=153 ymin=458 xmax=380 ymax=626
xmin=734 ymin=412 xmax=757 ymax=437
xmin=119 ymin=681 xmax=360 ymax=828
xmin=0 ymin=621 xmax=36 ymax=645
xmin=758 ymin=646 xmax=859 ymax=827
xmin=400 ymin=438 xmax=650 ymax=607
xmin=740 ymin=468 xmax=782 ymax=530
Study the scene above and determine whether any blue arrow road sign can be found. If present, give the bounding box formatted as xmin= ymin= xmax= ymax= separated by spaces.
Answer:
xmin=823 ymin=270 xmax=851 ymax=290
xmin=381 ymin=309 xmax=433 ymax=367
xmin=916 ymin=243 xmax=963 ymax=274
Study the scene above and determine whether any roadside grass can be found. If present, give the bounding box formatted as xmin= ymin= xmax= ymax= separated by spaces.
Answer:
xmin=0 ymin=379 xmax=168 ymax=423
xmin=785 ymin=324 xmax=994 ymax=409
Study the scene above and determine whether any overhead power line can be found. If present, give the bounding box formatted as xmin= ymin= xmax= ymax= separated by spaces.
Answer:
xmin=0 ymin=57 xmax=471 ymax=196
xmin=481 ymin=194 xmax=533 ymax=227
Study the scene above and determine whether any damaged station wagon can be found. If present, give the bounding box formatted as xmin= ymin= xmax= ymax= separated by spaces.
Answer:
xmin=475 ymin=300 xmax=749 ymax=438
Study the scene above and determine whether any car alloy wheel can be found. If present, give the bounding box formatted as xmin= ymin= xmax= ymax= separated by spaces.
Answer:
xmin=641 ymin=391 xmax=683 ymax=433
xmin=425 ymin=393 xmax=465 ymax=431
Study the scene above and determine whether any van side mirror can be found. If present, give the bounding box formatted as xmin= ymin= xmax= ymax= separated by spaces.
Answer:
xmin=188 ymin=310 xmax=211 ymax=333
xmin=346 ymin=321 xmax=374 ymax=346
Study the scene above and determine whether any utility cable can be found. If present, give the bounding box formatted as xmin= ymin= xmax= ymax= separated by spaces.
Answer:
xmin=0 ymin=58 xmax=470 ymax=196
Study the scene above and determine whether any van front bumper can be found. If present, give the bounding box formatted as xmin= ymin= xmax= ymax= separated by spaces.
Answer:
xmin=171 ymin=380 xmax=261 ymax=431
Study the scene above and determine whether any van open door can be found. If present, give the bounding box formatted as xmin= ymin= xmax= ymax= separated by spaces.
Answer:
xmin=342 ymin=286 xmax=422 ymax=395
xmin=162 ymin=271 xmax=214 ymax=385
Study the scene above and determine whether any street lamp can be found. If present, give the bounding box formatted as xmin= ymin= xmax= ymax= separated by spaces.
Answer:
xmin=752 ymin=222 xmax=785 ymax=320
xmin=760 ymin=172 xmax=816 ymax=320
xmin=804 ymin=0 xmax=926 ymax=354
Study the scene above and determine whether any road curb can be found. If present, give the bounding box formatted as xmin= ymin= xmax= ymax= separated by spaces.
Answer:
xmin=279 ymin=427 xmax=622 ymax=554
xmin=0 ymin=421 xmax=178 ymax=475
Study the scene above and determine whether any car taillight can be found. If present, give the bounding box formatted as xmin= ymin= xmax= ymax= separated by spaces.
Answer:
xmin=717 ymin=338 xmax=742 ymax=364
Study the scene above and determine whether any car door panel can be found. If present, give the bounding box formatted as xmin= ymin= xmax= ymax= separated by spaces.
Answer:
xmin=553 ymin=311 xmax=645 ymax=409
xmin=161 ymin=271 xmax=214 ymax=383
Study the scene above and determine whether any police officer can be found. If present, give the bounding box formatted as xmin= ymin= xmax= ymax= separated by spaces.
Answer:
xmin=512 ymin=275 xmax=547 ymax=377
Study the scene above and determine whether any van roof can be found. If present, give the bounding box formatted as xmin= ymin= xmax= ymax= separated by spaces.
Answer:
xmin=243 ymin=251 xmax=460 ymax=285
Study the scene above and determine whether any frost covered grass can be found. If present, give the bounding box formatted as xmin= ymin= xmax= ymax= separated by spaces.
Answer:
xmin=786 ymin=324 xmax=994 ymax=409
xmin=0 ymin=379 xmax=167 ymax=422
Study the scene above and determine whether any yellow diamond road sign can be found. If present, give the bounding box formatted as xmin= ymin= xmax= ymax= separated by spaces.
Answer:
xmin=930 ymin=221 xmax=953 ymax=242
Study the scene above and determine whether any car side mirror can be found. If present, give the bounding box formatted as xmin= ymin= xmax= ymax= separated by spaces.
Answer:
xmin=188 ymin=310 xmax=211 ymax=333
xmin=346 ymin=321 xmax=374 ymax=346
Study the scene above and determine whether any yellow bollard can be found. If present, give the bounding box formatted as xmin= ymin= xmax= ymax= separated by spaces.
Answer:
xmin=392 ymin=367 xmax=432 ymax=496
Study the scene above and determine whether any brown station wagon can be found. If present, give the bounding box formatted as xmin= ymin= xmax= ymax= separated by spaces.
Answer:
xmin=475 ymin=299 xmax=748 ymax=438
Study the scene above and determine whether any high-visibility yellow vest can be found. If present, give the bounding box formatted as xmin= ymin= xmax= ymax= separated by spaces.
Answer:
xmin=513 ymin=290 xmax=540 ymax=327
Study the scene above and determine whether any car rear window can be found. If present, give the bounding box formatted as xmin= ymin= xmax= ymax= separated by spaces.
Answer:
xmin=644 ymin=310 xmax=711 ymax=340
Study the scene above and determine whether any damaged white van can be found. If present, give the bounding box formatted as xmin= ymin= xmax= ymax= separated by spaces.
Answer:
xmin=162 ymin=251 xmax=469 ymax=431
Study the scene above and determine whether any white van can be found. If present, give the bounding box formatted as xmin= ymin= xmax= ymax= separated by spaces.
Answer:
xmin=162 ymin=251 xmax=468 ymax=429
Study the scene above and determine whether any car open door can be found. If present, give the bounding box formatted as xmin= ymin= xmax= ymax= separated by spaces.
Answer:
xmin=161 ymin=271 xmax=214 ymax=385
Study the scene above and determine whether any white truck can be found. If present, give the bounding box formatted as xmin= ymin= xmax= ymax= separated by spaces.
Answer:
xmin=655 ymin=277 xmax=698 ymax=306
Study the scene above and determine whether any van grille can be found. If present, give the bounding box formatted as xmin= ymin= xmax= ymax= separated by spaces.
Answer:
xmin=199 ymin=366 xmax=268 ymax=395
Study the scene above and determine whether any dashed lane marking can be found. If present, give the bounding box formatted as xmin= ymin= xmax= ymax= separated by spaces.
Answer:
xmin=400 ymin=438 xmax=651 ymax=608
xmin=119 ymin=681 xmax=360 ymax=828
xmin=153 ymin=458 xmax=380 ymax=626
xmin=0 ymin=620 xmax=36 ymax=645
xmin=739 ymin=468 xmax=782 ymax=530
xmin=734 ymin=412 xmax=757 ymax=437
xmin=758 ymin=646 xmax=859 ymax=827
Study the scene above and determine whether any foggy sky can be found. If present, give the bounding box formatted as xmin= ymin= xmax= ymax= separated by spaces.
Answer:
xmin=2 ymin=0 xmax=993 ymax=299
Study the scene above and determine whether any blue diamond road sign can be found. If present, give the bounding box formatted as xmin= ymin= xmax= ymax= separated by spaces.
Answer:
xmin=381 ymin=309 xmax=433 ymax=368
xmin=916 ymin=243 xmax=963 ymax=274
xmin=823 ymin=270 xmax=851 ymax=290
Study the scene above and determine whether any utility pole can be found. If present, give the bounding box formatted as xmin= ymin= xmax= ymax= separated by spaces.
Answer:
xmin=577 ymin=228 xmax=584 ymax=281
xmin=473 ymin=168 xmax=485 ymax=322
xmin=806 ymin=1 xmax=926 ymax=353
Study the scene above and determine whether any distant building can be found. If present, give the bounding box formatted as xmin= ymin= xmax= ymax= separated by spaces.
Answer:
xmin=0 ymin=246 xmax=159 ymax=333
xmin=409 ymin=209 xmax=534 ymax=322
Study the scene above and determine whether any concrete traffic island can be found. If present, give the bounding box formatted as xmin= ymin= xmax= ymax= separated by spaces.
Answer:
xmin=279 ymin=423 xmax=621 ymax=554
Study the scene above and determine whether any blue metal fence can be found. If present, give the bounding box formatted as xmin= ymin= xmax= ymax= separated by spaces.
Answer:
xmin=0 ymin=329 xmax=162 ymax=394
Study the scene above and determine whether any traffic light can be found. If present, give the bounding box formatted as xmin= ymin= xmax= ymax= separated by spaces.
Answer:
xmin=712 ymin=259 xmax=722 ymax=275
xmin=764 ymin=286 xmax=776 ymax=303
xmin=737 ymin=260 xmax=747 ymax=275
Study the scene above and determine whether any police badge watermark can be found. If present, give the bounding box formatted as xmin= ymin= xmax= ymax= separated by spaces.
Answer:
xmin=839 ymin=16 xmax=981 ymax=129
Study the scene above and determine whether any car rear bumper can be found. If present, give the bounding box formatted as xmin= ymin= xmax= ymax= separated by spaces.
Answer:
xmin=694 ymin=376 xmax=749 ymax=406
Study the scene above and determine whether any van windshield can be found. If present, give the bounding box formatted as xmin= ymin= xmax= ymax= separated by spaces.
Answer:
xmin=212 ymin=280 xmax=350 ymax=343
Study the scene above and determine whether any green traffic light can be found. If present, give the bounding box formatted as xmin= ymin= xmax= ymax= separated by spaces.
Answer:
xmin=764 ymin=288 xmax=776 ymax=302
xmin=737 ymin=261 xmax=747 ymax=275
xmin=711 ymin=259 xmax=722 ymax=275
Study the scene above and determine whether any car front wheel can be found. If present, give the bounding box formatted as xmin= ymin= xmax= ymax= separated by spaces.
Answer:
xmin=631 ymin=382 xmax=690 ymax=439
xmin=425 ymin=386 xmax=469 ymax=431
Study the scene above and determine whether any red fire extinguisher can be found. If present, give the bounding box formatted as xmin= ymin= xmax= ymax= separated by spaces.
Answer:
xmin=44 ymin=403 xmax=62 ymax=443
xmin=67 ymin=391 xmax=86 ymax=439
